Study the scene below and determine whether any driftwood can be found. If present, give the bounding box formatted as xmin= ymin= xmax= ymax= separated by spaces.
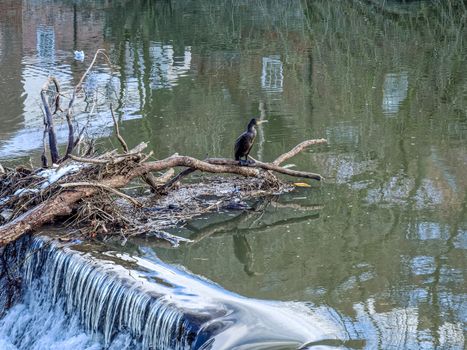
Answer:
xmin=0 ymin=49 xmax=328 ymax=247
xmin=0 ymin=139 xmax=326 ymax=246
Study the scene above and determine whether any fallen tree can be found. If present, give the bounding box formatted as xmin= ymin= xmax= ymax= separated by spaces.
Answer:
xmin=0 ymin=50 xmax=327 ymax=247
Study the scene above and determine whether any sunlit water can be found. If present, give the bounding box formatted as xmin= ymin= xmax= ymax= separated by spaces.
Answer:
xmin=0 ymin=0 xmax=466 ymax=349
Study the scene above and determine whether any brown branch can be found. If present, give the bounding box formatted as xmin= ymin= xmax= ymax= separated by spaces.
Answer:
xmin=110 ymin=103 xmax=129 ymax=153
xmin=61 ymin=182 xmax=141 ymax=207
xmin=0 ymin=189 xmax=91 ymax=246
xmin=154 ymin=168 xmax=175 ymax=183
xmin=142 ymin=168 xmax=174 ymax=191
xmin=59 ymin=104 xmax=74 ymax=163
xmin=273 ymin=138 xmax=327 ymax=165
xmin=159 ymin=139 xmax=327 ymax=188
xmin=138 ymin=151 xmax=153 ymax=164
xmin=76 ymin=49 xmax=107 ymax=91
xmin=68 ymin=144 xmax=149 ymax=165
xmin=127 ymin=142 xmax=149 ymax=154
xmin=41 ymin=78 xmax=61 ymax=164
xmin=159 ymin=168 xmax=197 ymax=192
xmin=50 ymin=77 xmax=62 ymax=114
xmin=132 ymin=155 xmax=260 ymax=178
xmin=68 ymin=154 xmax=109 ymax=164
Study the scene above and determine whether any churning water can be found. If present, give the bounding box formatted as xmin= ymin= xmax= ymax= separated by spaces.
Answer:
xmin=0 ymin=236 xmax=351 ymax=349
xmin=0 ymin=237 xmax=197 ymax=349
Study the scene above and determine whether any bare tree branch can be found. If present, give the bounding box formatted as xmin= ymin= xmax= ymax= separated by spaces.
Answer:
xmin=40 ymin=78 xmax=61 ymax=164
xmin=110 ymin=103 xmax=129 ymax=153
xmin=273 ymin=138 xmax=327 ymax=165
xmin=61 ymin=182 xmax=141 ymax=207
xmin=205 ymin=157 xmax=324 ymax=181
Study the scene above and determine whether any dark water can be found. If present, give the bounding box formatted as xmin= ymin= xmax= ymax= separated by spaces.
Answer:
xmin=0 ymin=0 xmax=466 ymax=348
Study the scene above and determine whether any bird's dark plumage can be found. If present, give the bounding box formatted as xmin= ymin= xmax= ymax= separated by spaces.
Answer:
xmin=234 ymin=118 xmax=261 ymax=165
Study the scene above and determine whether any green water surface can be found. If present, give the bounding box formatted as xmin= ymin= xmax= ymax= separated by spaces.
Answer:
xmin=0 ymin=1 xmax=465 ymax=348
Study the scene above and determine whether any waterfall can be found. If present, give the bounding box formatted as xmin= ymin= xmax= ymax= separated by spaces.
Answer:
xmin=0 ymin=236 xmax=350 ymax=349
xmin=0 ymin=237 xmax=211 ymax=349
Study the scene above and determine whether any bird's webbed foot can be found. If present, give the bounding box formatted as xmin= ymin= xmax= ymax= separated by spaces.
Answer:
xmin=246 ymin=159 xmax=255 ymax=165
xmin=238 ymin=159 xmax=248 ymax=166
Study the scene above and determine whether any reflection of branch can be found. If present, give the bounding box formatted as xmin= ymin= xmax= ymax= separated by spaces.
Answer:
xmin=257 ymin=101 xmax=267 ymax=161
xmin=110 ymin=103 xmax=129 ymax=153
xmin=185 ymin=210 xmax=256 ymax=243
xmin=233 ymin=233 xmax=256 ymax=276
xmin=270 ymin=201 xmax=323 ymax=211
xmin=237 ymin=212 xmax=320 ymax=235
xmin=187 ymin=202 xmax=320 ymax=244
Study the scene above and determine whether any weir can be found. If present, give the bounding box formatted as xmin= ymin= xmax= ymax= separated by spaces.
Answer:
xmin=0 ymin=236 xmax=354 ymax=349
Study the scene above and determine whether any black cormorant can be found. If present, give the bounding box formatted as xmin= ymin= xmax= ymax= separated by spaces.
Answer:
xmin=234 ymin=118 xmax=267 ymax=165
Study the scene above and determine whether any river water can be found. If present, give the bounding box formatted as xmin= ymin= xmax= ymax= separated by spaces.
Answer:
xmin=0 ymin=1 xmax=466 ymax=349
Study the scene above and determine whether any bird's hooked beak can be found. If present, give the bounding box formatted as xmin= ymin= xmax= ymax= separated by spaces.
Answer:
xmin=256 ymin=120 xmax=268 ymax=125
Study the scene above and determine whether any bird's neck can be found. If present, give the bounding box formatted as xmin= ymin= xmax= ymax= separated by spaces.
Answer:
xmin=247 ymin=124 xmax=256 ymax=132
